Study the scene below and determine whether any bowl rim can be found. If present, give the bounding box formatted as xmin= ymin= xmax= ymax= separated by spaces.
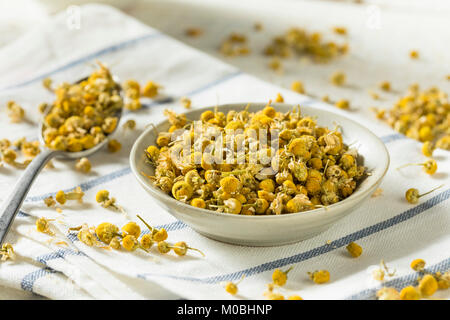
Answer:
xmin=129 ymin=102 xmax=390 ymax=221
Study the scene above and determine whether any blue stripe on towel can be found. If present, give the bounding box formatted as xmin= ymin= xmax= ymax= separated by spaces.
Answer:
xmin=36 ymin=248 xmax=85 ymax=265
xmin=380 ymin=133 xmax=404 ymax=144
xmin=21 ymin=267 xmax=57 ymax=292
xmin=20 ymin=249 xmax=84 ymax=293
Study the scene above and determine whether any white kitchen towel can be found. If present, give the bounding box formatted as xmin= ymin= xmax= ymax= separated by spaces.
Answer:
xmin=0 ymin=4 xmax=448 ymax=300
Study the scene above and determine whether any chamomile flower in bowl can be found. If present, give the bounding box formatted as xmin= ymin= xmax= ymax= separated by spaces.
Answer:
xmin=130 ymin=103 xmax=389 ymax=246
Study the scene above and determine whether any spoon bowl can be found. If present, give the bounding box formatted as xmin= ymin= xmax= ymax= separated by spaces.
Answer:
xmin=0 ymin=75 xmax=123 ymax=244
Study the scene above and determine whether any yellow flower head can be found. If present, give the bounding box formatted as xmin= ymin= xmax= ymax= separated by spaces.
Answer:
xmin=418 ymin=274 xmax=438 ymax=297
xmin=309 ymin=270 xmax=330 ymax=284
xmin=346 ymin=242 xmax=363 ymax=258
xmin=122 ymin=222 xmax=141 ymax=238
xmin=272 ymin=267 xmax=293 ymax=286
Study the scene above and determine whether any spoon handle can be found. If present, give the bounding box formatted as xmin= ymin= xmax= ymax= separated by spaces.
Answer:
xmin=0 ymin=148 xmax=58 ymax=245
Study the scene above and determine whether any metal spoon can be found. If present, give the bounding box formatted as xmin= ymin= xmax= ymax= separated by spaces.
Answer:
xmin=0 ymin=76 xmax=123 ymax=245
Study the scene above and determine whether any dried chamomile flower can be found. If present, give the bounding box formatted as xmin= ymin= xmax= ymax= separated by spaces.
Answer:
xmin=368 ymin=90 xmax=380 ymax=100
xmin=163 ymin=109 xmax=187 ymax=128
xmin=288 ymin=295 xmax=303 ymax=300
xmin=122 ymin=222 xmax=141 ymax=238
xmin=107 ymin=139 xmax=121 ymax=153
xmin=410 ymin=50 xmax=419 ymax=59
xmin=223 ymin=275 xmax=245 ymax=295
xmin=418 ymin=274 xmax=438 ymax=297
xmin=372 ymin=268 xmax=385 ymax=282
xmin=136 ymin=214 xmax=168 ymax=242
xmin=0 ymin=139 xmax=11 ymax=151
xmin=308 ymin=270 xmax=330 ymax=284
xmin=125 ymin=99 xmax=142 ymax=111
xmin=103 ymin=117 xmax=119 ymax=134
xmin=220 ymin=176 xmax=241 ymax=193
xmin=75 ymin=157 xmax=91 ymax=173
xmin=6 ymin=101 xmax=25 ymax=123
xmin=322 ymin=95 xmax=330 ymax=102
xmin=400 ymin=286 xmax=421 ymax=300
xmin=20 ymin=140 xmax=41 ymax=158
xmin=36 ymin=217 xmax=55 ymax=235
xmin=142 ymin=81 xmax=161 ymax=98
xmin=275 ymin=93 xmax=284 ymax=103
xmin=435 ymin=271 xmax=450 ymax=289
xmin=371 ymin=188 xmax=383 ymax=198
xmin=77 ymin=230 xmax=98 ymax=246
xmin=172 ymin=181 xmax=193 ymax=201
xmin=372 ymin=260 xmax=395 ymax=282
xmin=123 ymin=79 xmax=140 ymax=99
xmin=172 ymin=241 xmax=205 ymax=257
xmin=44 ymin=196 xmax=56 ymax=207
xmin=1 ymin=148 xmax=31 ymax=169
xmin=376 ymin=287 xmax=400 ymax=300
xmin=346 ymin=241 xmax=362 ymax=258
xmin=0 ymin=243 xmax=15 ymax=261
xmin=180 ymin=97 xmax=191 ymax=109
xmin=436 ymin=136 xmax=450 ymax=150
xmin=190 ymin=198 xmax=206 ymax=209
xmin=109 ymin=236 xmax=121 ymax=250
xmin=95 ymin=190 xmax=109 ymax=202
xmin=410 ymin=259 xmax=426 ymax=272
xmin=145 ymin=145 xmax=160 ymax=165
xmin=254 ymin=22 xmax=263 ymax=31
xmin=372 ymin=260 xmax=396 ymax=281
xmin=272 ymin=267 xmax=293 ymax=286
xmin=405 ymin=184 xmax=443 ymax=204
xmin=335 ymin=99 xmax=349 ymax=110
xmin=397 ymin=159 xmax=438 ymax=175
xmin=421 ymin=141 xmax=434 ymax=158
xmin=55 ymin=187 xmax=84 ymax=205
xmin=220 ymin=33 xmax=250 ymax=57
xmin=140 ymin=234 xmax=154 ymax=250
xmin=152 ymin=228 xmax=169 ymax=243
xmin=333 ymin=26 xmax=347 ymax=35
xmin=76 ymin=224 xmax=101 ymax=247
xmin=42 ymin=63 xmax=122 ymax=153
xmin=286 ymin=194 xmax=313 ymax=213
xmin=330 ymin=71 xmax=346 ymax=86
xmin=42 ymin=77 xmax=53 ymax=91
xmin=376 ymin=85 xmax=449 ymax=150
xmin=379 ymin=81 xmax=391 ymax=91
xmin=370 ymin=107 xmax=385 ymax=119
xmin=38 ymin=102 xmax=48 ymax=114
xmin=214 ymin=198 xmax=241 ymax=214
xmin=268 ymin=58 xmax=282 ymax=72
xmin=95 ymin=189 xmax=122 ymax=211
xmin=55 ymin=190 xmax=66 ymax=205
xmin=291 ymin=81 xmax=305 ymax=94
xmin=95 ymin=222 xmax=120 ymax=244
xmin=122 ymin=235 xmax=140 ymax=251
xmin=123 ymin=119 xmax=136 ymax=130
xmin=185 ymin=27 xmax=203 ymax=37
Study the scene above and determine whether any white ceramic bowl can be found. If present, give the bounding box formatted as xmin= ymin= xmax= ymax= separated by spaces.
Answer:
xmin=130 ymin=103 xmax=389 ymax=246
